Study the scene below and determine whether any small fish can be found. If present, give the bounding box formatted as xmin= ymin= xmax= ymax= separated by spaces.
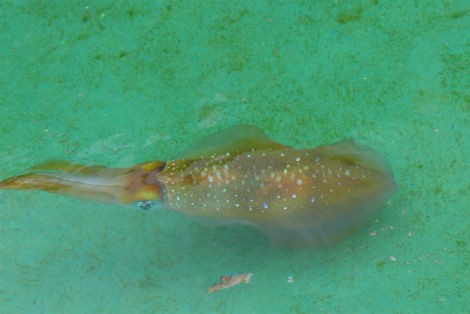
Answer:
xmin=207 ymin=273 xmax=253 ymax=293
xmin=0 ymin=125 xmax=396 ymax=247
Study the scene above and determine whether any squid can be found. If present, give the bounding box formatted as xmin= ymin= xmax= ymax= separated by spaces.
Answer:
xmin=0 ymin=125 xmax=396 ymax=247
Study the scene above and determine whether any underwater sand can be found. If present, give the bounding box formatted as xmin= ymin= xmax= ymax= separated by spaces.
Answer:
xmin=0 ymin=1 xmax=469 ymax=313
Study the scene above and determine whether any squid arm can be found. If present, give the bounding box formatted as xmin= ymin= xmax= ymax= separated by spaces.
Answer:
xmin=0 ymin=160 xmax=166 ymax=207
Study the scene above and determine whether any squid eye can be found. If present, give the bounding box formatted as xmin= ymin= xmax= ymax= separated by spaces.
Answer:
xmin=135 ymin=201 xmax=156 ymax=210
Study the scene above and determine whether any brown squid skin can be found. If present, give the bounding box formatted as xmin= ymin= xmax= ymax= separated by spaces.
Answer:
xmin=0 ymin=125 xmax=396 ymax=247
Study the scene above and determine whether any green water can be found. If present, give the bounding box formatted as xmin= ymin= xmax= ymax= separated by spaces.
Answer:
xmin=0 ymin=1 xmax=469 ymax=313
